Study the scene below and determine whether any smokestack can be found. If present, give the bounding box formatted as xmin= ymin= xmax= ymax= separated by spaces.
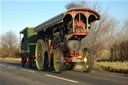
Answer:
xmin=65 ymin=0 xmax=88 ymax=10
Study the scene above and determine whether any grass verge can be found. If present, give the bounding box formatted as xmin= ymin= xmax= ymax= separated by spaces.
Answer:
xmin=0 ymin=57 xmax=21 ymax=63
xmin=93 ymin=61 xmax=128 ymax=74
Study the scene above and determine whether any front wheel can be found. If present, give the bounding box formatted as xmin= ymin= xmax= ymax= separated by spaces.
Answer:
xmin=53 ymin=48 xmax=64 ymax=73
xmin=81 ymin=48 xmax=94 ymax=72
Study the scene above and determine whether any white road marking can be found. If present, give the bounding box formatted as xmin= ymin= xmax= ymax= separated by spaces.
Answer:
xmin=21 ymin=69 xmax=35 ymax=73
xmin=8 ymin=66 xmax=16 ymax=69
xmin=45 ymin=74 xmax=79 ymax=83
xmin=0 ymin=64 xmax=6 ymax=67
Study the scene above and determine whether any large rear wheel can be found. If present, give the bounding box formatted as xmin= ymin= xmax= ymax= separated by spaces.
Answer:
xmin=81 ymin=48 xmax=94 ymax=72
xmin=53 ymin=48 xmax=64 ymax=73
xmin=35 ymin=40 xmax=48 ymax=71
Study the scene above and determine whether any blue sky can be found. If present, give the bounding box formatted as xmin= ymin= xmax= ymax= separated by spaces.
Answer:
xmin=1 ymin=0 xmax=128 ymax=35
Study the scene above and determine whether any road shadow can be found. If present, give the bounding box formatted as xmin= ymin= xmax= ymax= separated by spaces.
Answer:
xmin=1 ymin=61 xmax=37 ymax=70
xmin=7 ymin=62 xmax=21 ymax=67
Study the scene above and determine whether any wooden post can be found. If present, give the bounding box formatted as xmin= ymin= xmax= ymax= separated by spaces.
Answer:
xmin=86 ymin=17 xmax=89 ymax=32
xmin=73 ymin=17 xmax=75 ymax=32
xmin=79 ymin=14 xmax=80 ymax=22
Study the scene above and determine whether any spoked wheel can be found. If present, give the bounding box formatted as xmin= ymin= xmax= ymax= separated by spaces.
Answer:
xmin=35 ymin=40 xmax=48 ymax=71
xmin=81 ymin=48 xmax=94 ymax=72
xmin=65 ymin=62 xmax=76 ymax=70
xmin=53 ymin=48 xmax=64 ymax=73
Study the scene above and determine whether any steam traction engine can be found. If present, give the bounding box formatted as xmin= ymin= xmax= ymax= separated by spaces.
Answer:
xmin=20 ymin=8 xmax=100 ymax=73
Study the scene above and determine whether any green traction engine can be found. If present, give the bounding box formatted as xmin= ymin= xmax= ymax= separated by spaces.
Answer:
xmin=20 ymin=8 xmax=100 ymax=73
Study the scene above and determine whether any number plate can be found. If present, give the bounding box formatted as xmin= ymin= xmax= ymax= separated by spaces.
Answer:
xmin=72 ymin=59 xmax=82 ymax=62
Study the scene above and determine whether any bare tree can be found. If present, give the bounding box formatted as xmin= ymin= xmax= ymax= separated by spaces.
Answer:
xmin=0 ymin=31 xmax=19 ymax=57
xmin=110 ymin=20 xmax=128 ymax=61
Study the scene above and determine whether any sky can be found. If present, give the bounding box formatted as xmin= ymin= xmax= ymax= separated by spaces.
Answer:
xmin=0 ymin=0 xmax=128 ymax=36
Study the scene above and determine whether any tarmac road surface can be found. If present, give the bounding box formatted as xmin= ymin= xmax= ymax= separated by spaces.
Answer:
xmin=0 ymin=61 xmax=128 ymax=85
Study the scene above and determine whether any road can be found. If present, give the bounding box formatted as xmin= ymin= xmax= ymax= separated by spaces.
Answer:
xmin=0 ymin=61 xmax=128 ymax=85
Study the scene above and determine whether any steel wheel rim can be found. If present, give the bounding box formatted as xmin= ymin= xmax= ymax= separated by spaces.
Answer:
xmin=81 ymin=49 xmax=90 ymax=72
xmin=54 ymin=50 xmax=60 ymax=72
xmin=36 ymin=41 xmax=43 ymax=70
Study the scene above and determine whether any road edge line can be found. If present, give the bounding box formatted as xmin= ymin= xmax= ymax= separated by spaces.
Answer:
xmin=21 ymin=69 xmax=35 ymax=73
xmin=45 ymin=74 xmax=79 ymax=83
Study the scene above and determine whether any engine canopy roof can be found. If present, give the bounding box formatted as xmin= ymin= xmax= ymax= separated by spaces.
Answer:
xmin=34 ymin=8 xmax=100 ymax=32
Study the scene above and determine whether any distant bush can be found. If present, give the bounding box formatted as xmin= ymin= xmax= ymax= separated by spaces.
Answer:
xmin=110 ymin=39 xmax=128 ymax=61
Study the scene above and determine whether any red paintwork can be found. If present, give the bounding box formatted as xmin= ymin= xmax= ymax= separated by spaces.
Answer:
xmin=73 ymin=32 xmax=88 ymax=35
xmin=50 ymin=49 xmax=54 ymax=54
xmin=75 ymin=20 xmax=85 ymax=29
xmin=49 ymin=40 xmax=54 ymax=55
xmin=74 ymin=20 xmax=86 ymax=33
xmin=49 ymin=40 xmax=52 ymax=49
xmin=70 ymin=51 xmax=79 ymax=57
